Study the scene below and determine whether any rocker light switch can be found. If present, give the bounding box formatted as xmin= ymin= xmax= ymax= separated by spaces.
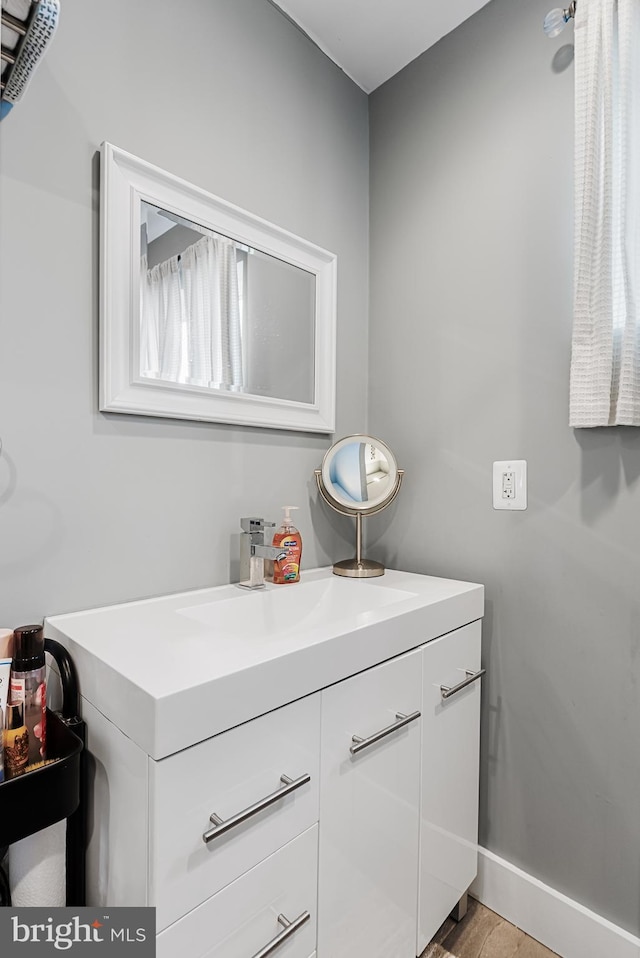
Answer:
xmin=493 ymin=460 xmax=527 ymax=510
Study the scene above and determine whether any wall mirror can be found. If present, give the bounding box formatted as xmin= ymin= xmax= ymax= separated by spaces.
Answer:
xmin=315 ymin=435 xmax=404 ymax=577
xmin=100 ymin=143 xmax=337 ymax=432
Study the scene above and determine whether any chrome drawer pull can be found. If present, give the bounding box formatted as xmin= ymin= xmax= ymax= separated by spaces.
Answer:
xmin=251 ymin=910 xmax=310 ymax=958
xmin=440 ymin=668 xmax=486 ymax=700
xmin=350 ymin=710 xmax=421 ymax=755
xmin=202 ymin=772 xmax=311 ymax=844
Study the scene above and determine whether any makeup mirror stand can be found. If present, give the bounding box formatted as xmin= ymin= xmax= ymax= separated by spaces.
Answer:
xmin=314 ymin=466 xmax=404 ymax=578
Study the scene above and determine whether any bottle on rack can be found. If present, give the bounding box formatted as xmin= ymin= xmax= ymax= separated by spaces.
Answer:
xmin=272 ymin=506 xmax=302 ymax=584
xmin=0 ymin=629 xmax=12 ymax=784
xmin=4 ymin=702 xmax=28 ymax=778
xmin=10 ymin=625 xmax=46 ymax=768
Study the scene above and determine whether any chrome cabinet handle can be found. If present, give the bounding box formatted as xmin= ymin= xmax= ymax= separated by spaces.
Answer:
xmin=251 ymin=911 xmax=310 ymax=958
xmin=202 ymin=772 xmax=311 ymax=844
xmin=350 ymin=710 xmax=421 ymax=755
xmin=440 ymin=668 xmax=486 ymax=700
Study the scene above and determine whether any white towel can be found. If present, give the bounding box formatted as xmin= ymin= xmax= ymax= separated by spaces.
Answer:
xmin=9 ymin=821 xmax=66 ymax=907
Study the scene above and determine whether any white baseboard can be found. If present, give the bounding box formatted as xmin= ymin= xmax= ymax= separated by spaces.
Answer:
xmin=470 ymin=847 xmax=640 ymax=958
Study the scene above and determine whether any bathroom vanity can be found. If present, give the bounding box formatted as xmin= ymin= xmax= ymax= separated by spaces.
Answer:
xmin=45 ymin=567 xmax=484 ymax=958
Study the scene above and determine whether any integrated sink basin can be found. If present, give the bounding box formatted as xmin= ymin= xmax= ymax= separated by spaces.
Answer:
xmin=45 ymin=566 xmax=483 ymax=759
xmin=176 ymin=575 xmax=418 ymax=638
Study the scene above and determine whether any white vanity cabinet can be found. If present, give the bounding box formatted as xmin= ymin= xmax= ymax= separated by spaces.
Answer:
xmin=81 ymin=694 xmax=321 ymax=958
xmin=317 ymin=648 xmax=422 ymax=958
xmin=45 ymin=567 xmax=484 ymax=958
xmin=418 ymin=620 xmax=483 ymax=955
xmin=316 ymin=624 xmax=483 ymax=958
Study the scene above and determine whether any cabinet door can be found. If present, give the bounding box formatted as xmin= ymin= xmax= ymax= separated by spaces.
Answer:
xmin=417 ymin=620 xmax=482 ymax=954
xmin=157 ymin=825 xmax=318 ymax=958
xmin=318 ymin=649 xmax=422 ymax=958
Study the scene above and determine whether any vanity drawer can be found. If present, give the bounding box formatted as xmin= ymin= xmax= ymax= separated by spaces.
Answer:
xmin=150 ymin=693 xmax=321 ymax=930
xmin=156 ymin=825 xmax=318 ymax=958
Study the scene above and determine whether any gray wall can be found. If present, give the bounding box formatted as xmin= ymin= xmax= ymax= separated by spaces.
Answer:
xmin=0 ymin=0 xmax=369 ymax=624
xmin=369 ymin=0 xmax=640 ymax=936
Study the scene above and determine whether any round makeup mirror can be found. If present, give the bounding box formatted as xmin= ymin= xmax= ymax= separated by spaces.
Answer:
xmin=315 ymin=435 xmax=404 ymax=577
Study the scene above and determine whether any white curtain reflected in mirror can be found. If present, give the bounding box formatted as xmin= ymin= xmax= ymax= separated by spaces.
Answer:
xmin=139 ymin=201 xmax=315 ymax=403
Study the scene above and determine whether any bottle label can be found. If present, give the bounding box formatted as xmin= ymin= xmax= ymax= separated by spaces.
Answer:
xmin=273 ymin=531 xmax=302 ymax=583
xmin=9 ymin=675 xmax=25 ymax=704
xmin=10 ymin=669 xmax=46 ymax=767
xmin=4 ymin=726 xmax=29 ymax=777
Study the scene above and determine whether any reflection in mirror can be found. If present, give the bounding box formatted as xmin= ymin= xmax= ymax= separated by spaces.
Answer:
xmin=140 ymin=201 xmax=315 ymax=403
xmin=328 ymin=441 xmax=391 ymax=505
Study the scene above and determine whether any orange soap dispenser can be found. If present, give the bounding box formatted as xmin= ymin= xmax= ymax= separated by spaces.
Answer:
xmin=272 ymin=506 xmax=302 ymax=584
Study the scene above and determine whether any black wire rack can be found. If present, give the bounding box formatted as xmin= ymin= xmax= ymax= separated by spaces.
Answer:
xmin=0 ymin=638 xmax=86 ymax=906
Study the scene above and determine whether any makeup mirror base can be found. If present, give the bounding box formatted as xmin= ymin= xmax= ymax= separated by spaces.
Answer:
xmin=333 ymin=557 xmax=385 ymax=578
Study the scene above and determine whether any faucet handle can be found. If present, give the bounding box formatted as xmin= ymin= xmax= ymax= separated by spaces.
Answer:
xmin=240 ymin=517 xmax=275 ymax=534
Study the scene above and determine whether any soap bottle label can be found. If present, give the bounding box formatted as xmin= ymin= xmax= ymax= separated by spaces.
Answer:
xmin=273 ymin=534 xmax=302 ymax=583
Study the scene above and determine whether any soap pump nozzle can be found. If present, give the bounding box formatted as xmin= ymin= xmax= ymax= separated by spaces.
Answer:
xmin=281 ymin=505 xmax=299 ymax=529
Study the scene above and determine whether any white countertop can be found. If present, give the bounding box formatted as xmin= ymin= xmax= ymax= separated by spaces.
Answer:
xmin=45 ymin=567 xmax=483 ymax=760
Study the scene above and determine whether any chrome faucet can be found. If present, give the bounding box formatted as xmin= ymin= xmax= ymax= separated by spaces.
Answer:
xmin=239 ymin=517 xmax=287 ymax=590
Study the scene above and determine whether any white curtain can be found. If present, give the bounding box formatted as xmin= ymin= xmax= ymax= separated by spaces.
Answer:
xmin=570 ymin=0 xmax=640 ymax=426
xmin=140 ymin=253 xmax=183 ymax=382
xmin=140 ymin=235 xmax=244 ymax=390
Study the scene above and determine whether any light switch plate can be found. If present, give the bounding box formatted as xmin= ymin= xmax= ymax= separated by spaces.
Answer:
xmin=493 ymin=460 xmax=527 ymax=510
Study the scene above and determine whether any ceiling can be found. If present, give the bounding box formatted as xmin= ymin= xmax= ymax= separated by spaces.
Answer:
xmin=272 ymin=0 xmax=493 ymax=94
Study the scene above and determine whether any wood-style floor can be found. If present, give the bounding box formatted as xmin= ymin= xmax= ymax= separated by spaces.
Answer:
xmin=420 ymin=898 xmax=560 ymax=958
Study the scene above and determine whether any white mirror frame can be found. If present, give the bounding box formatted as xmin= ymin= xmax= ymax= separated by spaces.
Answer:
xmin=100 ymin=142 xmax=337 ymax=432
